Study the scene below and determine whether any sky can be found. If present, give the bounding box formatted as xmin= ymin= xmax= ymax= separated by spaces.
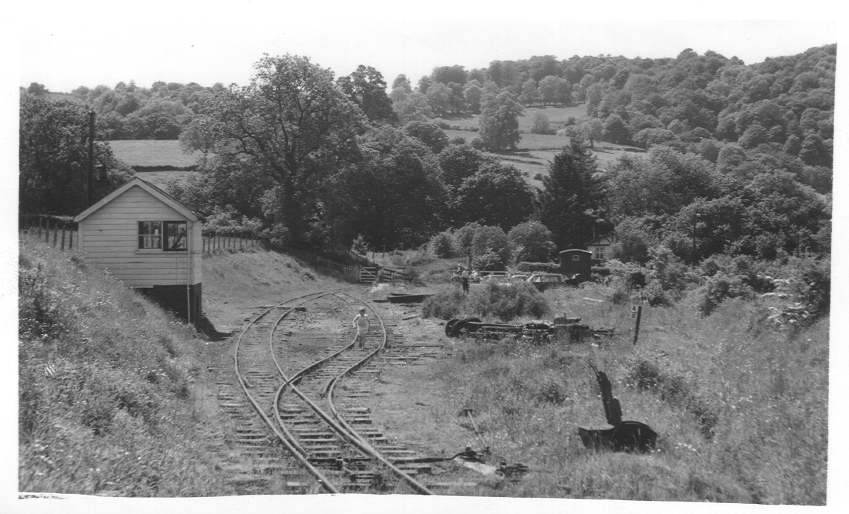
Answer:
xmin=12 ymin=0 xmax=843 ymax=92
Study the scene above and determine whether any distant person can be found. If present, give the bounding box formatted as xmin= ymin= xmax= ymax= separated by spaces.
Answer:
xmin=461 ymin=267 xmax=470 ymax=294
xmin=353 ymin=307 xmax=369 ymax=349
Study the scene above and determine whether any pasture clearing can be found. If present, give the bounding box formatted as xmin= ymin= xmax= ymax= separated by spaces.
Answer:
xmin=108 ymin=139 xmax=201 ymax=168
xmin=437 ymin=103 xmax=589 ymax=133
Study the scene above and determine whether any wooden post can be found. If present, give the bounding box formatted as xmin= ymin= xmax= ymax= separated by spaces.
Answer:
xmin=87 ymin=110 xmax=95 ymax=205
xmin=52 ymin=225 xmax=58 ymax=247
xmin=69 ymin=230 xmax=73 ymax=249
xmin=61 ymin=229 xmax=66 ymax=250
xmin=632 ymin=305 xmax=643 ymax=345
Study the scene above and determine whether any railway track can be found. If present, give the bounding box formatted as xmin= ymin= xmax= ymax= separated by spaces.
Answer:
xmin=216 ymin=290 xmax=470 ymax=494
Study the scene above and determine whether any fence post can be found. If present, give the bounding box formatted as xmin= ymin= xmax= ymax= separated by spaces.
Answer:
xmin=69 ymin=230 xmax=74 ymax=249
xmin=61 ymin=229 xmax=66 ymax=250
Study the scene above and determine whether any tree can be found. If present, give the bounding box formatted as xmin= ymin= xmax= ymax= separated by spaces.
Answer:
xmin=452 ymin=163 xmax=535 ymax=229
xmin=326 ymin=127 xmax=445 ymax=249
xmin=185 ymin=54 xmax=366 ymax=242
xmin=799 ymin=133 xmax=830 ymax=166
xmin=555 ymin=78 xmax=573 ymax=105
xmin=392 ymin=74 xmax=412 ymax=92
xmin=519 ymin=79 xmax=539 ymax=106
xmin=463 ymin=80 xmax=483 ymax=113
xmin=508 ymin=221 xmax=556 ymax=262
xmin=471 ymin=225 xmax=511 ymax=267
xmin=425 ymin=82 xmax=452 ymax=117
xmin=431 ymin=65 xmax=467 ymax=85
xmin=586 ymin=83 xmax=603 ymax=116
xmin=538 ymin=75 xmax=560 ymax=105
xmin=478 ymin=90 xmax=523 ymax=151
xmin=403 ymin=121 xmax=449 ymax=154
xmin=539 ymin=139 xmax=605 ymax=249
xmin=603 ymin=114 xmax=630 ymax=144
xmin=530 ymin=112 xmax=552 ymax=134
xmin=337 ymin=65 xmax=396 ymax=123
xmin=392 ymin=91 xmax=433 ymax=123
xmin=438 ymin=144 xmax=491 ymax=187
xmin=20 ymin=94 xmax=126 ymax=214
xmin=26 ymin=82 xmax=48 ymax=96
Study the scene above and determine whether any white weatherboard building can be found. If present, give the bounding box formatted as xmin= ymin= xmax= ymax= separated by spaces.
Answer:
xmin=73 ymin=177 xmax=202 ymax=324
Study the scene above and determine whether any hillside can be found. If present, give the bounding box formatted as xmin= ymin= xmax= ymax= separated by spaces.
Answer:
xmin=18 ymin=237 xmax=229 ymax=495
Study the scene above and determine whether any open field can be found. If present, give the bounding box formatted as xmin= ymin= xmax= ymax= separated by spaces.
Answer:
xmin=109 ymin=139 xmax=201 ymax=168
xmin=437 ymin=103 xmax=589 ymax=133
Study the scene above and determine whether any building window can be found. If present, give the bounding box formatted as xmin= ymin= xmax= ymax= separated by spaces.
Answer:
xmin=164 ymin=221 xmax=187 ymax=251
xmin=138 ymin=221 xmax=162 ymax=249
xmin=138 ymin=221 xmax=187 ymax=250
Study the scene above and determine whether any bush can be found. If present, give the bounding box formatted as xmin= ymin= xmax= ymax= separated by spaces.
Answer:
xmin=515 ymin=261 xmax=560 ymax=273
xmin=421 ymin=288 xmax=465 ymax=320
xmin=429 ymin=231 xmax=456 ymax=258
xmin=466 ymin=281 xmax=549 ymax=321
xmin=789 ymin=256 xmax=830 ymax=322
xmin=507 ymin=221 xmax=556 ymax=262
xmin=422 ymin=281 xmax=549 ymax=322
xmin=473 ymin=250 xmax=507 ymax=271
xmin=696 ymin=273 xmax=755 ymax=316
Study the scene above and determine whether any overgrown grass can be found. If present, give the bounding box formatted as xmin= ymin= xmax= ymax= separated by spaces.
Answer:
xmin=433 ymin=283 xmax=827 ymax=503
xmin=18 ymin=238 xmax=228 ymax=495
xmin=422 ymin=281 xmax=549 ymax=321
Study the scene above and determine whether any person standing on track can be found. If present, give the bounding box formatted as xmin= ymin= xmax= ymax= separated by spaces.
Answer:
xmin=353 ymin=307 xmax=369 ymax=349
xmin=461 ymin=267 xmax=470 ymax=294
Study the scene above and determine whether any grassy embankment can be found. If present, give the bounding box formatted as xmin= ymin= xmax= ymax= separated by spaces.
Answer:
xmin=18 ymin=237 xmax=228 ymax=495
xmin=411 ymin=276 xmax=827 ymax=503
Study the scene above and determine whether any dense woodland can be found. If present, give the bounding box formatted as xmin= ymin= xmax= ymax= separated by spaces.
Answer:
xmin=21 ymin=45 xmax=834 ymax=281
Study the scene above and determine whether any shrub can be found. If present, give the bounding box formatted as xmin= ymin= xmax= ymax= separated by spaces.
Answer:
xmin=466 ymin=281 xmax=549 ymax=321
xmin=473 ymin=250 xmax=507 ymax=271
xmin=421 ymin=288 xmax=465 ymax=320
xmin=429 ymin=231 xmax=456 ymax=258
xmin=422 ymin=281 xmax=549 ymax=322
xmin=470 ymin=137 xmax=485 ymax=150
xmin=515 ymin=261 xmax=560 ymax=273
xmin=697 ymin=273 xmax=755 ymax=316
xmin=789 ymin=256 xmax=830 ymax=322
xmin=507 ymin=221 xmax=556 ymax=262
xmin=471 ymin=225 xmax=511 ymax=266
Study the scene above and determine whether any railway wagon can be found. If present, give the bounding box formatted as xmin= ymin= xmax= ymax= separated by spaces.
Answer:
xmin=73 ymin=177 xmax=202 ymax=325
xmin=558 ymin=249 xmax=592 ymax=282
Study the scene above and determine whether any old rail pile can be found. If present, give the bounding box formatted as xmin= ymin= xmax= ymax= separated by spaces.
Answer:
xmin=220 ymin=291 xmax=468 ymax=494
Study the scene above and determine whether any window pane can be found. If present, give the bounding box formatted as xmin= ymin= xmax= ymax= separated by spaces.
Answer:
xmin=138 ymin=221 xmax=162 ymax=249
xmin=164 ymin=222 xmax=187 ymax=251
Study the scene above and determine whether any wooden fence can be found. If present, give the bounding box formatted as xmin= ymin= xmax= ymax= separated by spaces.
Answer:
xmin=19 ymin=215 xmax=78 ymax=251
xmin=202 ymin=233 xmax=263 ymax=254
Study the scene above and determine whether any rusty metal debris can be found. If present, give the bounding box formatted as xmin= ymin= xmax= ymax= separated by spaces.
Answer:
xmin=444 ymin=316 xmax=614 ymax=344
xmin=578 ymin=363 xmax=657 ymax=453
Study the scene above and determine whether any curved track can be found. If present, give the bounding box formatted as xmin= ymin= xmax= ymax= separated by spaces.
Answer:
xmin=229 ymin=290 xmax=451 ymax=494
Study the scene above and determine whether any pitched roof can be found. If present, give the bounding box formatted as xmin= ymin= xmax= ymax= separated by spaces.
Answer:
xmin=73 ymin=177 xmax=199 ymax=223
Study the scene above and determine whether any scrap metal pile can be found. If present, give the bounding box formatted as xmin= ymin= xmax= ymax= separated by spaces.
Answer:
xmin=444 ymin=315 xmax=614 ymax=344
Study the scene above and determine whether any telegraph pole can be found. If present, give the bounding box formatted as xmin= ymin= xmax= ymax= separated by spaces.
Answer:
xmin=87 ymin=110 xmax=95 ymax=205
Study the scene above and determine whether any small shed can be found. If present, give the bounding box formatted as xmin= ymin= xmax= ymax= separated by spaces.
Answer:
xmin=559 ymin=249 xmax=592 ymax=282
xmin=74 ymin=178 xmax=202 ymax=325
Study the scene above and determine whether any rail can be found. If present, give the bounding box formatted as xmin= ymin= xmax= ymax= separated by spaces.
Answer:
xmin=268 ymin=292 xmax=433 ymax=495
